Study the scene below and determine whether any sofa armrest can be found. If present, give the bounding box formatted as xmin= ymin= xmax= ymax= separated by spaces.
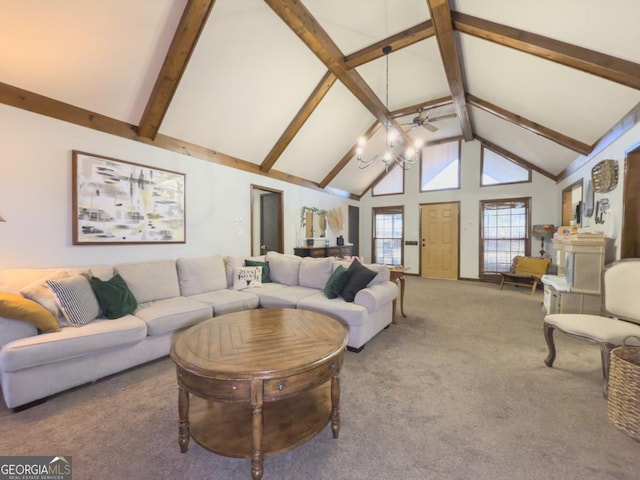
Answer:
xmin=354 ymin=281 xmax=398 ymax=313
xmin=0 ymin=317 xmax=38 ymax=349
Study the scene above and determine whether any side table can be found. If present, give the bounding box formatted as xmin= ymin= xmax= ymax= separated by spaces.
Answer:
xmin=388 ymin=266 xmax=408 ymax=322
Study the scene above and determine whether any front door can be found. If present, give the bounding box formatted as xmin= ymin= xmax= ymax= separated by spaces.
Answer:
xmin=420 ymin=202 xmax=459 ymax=279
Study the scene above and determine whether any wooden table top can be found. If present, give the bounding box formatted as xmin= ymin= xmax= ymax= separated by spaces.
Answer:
xmin=170 ymin=308 xmax=348 ymax=381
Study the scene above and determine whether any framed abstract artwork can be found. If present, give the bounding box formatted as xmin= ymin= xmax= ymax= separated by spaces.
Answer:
xmin=72 ymin=150 xmax=186 ymax=245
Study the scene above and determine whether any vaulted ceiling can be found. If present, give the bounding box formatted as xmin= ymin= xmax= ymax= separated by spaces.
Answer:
xmin=1 ymin=0 xmax=639 ymax=199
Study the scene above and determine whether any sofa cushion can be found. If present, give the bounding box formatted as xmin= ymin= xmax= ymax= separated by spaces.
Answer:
xmin=46 ymin=275 xmax=101 ymax=327
xmin=0 ymin=292 xmax=59 ymax=333
xmin=266 ymin=252 xmax=302 ymax=286
xmin=188 ymin=289 xmax=260 ymax=316
xmin=89 ymin=274 xmax=138 ymax=319
xmin=0 ymin=316 xmax=147 ymax=373
xmin=177 ymin=256 xmax=227 ymax=296
xmin=341 ymin=260 xmax=378 ymax=303
xmin=299 ymin=257 xmax=334 ymax=289
xmin=115 ymin=260 xmax=180 ymax=304
xmin=133 ymin=297 xmax=211 ymax=336
xmin=324 ymin=265 xmax=348 ymax=299
xmin=297 ymin=293 xmax=368 ymax=327
xmin=256 ymin=285 xmax=318 ymax=309
xmin=0 ymin=317 xmax=37 ymax=348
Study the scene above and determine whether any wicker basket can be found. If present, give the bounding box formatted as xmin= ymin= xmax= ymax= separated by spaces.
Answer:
xmin=607 ymin=339 xmax=640 ymax=441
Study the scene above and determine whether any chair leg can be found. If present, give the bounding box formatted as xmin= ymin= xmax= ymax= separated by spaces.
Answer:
xmin=599 ymin=343 xmax=615 ymax=398
xmin=543 ymin=323 xmax=556 ymax=367
xmin=531 ymin=280 xmax=538 ymax=295
xmin=499 ymin=274 xmax=505 ymax=290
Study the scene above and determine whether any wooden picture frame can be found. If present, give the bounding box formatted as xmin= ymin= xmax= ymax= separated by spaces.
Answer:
xmin=72 ymin=150 xmax=186 ymax=245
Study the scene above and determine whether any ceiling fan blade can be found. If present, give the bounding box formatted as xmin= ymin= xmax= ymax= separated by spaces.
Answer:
xmin=422 ymin=122 xmax=438 ymax=133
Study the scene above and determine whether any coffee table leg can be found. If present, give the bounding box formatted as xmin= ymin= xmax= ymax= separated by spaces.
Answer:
xmin=331 ymin=373 xmax=340 ymax=439
xmin=251 ymin=380 xmax=264 ymax=480
xmin=178 ymin=384 xmax=190 ymax=453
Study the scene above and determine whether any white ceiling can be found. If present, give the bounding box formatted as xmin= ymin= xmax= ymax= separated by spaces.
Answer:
xmin=1 ymin=0 xmax=638 ymax=198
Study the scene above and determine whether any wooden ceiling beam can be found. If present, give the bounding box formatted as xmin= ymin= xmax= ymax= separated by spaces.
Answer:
xmin=467 ymin=94 xmax=592 ymax=155
xmin=452 ymin=11 xmax=640 ymax=90
xmin=0 ymin=81 xmax=357 ymax=200
xmin=391 ymin=96 xmax=452 ymax=118
xmin=264 ymin=0 xmax=390 ymax=127
xmin=137 ymin=0 xmax=216 ymax=140
xmin=319 ymin=122 xmax=381 ymax=188
xmin=261 ymin=71 xmax=337 ymax=173
xmin=426 ymin=0 xmax=473 ymax=141
xmin=344 ymin=20 xmax=435 ymax=69
xmin=475 ymin=134 xmax=557 ymax=181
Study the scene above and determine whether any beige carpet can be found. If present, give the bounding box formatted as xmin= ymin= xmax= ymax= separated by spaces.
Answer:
xmin=1 ymin=277 xmax=639 ymax=479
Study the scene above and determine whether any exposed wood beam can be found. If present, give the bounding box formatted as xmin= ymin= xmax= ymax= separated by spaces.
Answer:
xmin=426 ymin=0 xmax=473 ymax=141
xmin=261 ymin=71 xmax=337 ymax=173
xmin=466 ymin=94 xmax=592 ymax=155
xmin=0 ymin=82 xmax=357 ymax=200
xmin=452 ymin=11 xmax=640 ymax=90
xmin=558 ymin=102 xmax=640 ymax=182
xmin=319 ymin=122 xmax=381 ymax=188
xmin=264 ymin=0 xmax=390 ymax=127
xmin=137 ymin=0 xmax=216 ymax=140
xmin=344 ymin=20 xmax=435 ymax=69
xmin=391 ymin=96 xmax=452 ymax=118
xmin=475 ymin=134 xmax=557 ymax=181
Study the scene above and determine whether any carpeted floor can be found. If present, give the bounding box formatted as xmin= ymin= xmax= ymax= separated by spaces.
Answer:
xmin=1 ymin=277 xmax=639 ymax=479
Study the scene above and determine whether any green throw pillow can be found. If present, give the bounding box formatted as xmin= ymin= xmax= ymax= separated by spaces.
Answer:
xmin=89 ymin=274 xmax=137 ymax=319
xmin=341 ymin=260 xmax=377 ymax=303
xmin=244 ymin=260 xmax=271 ymax=283
xmin=324 ymin=265 xmax=348 ymax=299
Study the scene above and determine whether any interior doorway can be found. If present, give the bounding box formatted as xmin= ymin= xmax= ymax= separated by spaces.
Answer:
xmin=621 ymin=145 xmax=640 ymax=258
xmin=348 ymin=205 xmax=359 ymax=256
xmin=250 ymin=185 xmax=283 ymax=256
xmin=419 ymin=202 xmax=459 ymax=279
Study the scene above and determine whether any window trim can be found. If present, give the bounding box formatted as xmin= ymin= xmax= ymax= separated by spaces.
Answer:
xmin=480 ymin=146 xmax=532 ymax=187
xmin=419 ymin=139 xmax=461 ymax=193
xmin=478 ymin=197 xmax=531 ymax=281
xmin=372 ymin=205 xmax=404 ymax=266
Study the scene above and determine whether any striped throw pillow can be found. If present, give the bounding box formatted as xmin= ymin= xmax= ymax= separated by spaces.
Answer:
xmin=46 ymin=275 xmax=100 ymax=327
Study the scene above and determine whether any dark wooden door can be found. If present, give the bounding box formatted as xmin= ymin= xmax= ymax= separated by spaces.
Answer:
xmin=622 ymin=146 xmax=640 ymax=258
xmin=348 ymin=205 xmax=359 ymax=256
xmin=260 ymin=193 xmax=279 ymax=254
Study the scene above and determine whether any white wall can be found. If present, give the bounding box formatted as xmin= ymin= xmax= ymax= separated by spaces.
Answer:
xmin=359 ymin=139 xmax=559 ymax=279
xmin=0 ymin=104 xmax=352 ymax=269
xmin=557 ymin=122 xmax=640 ymax=262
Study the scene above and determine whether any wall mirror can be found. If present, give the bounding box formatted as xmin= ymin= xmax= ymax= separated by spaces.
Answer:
xmin=300 ymin=207 xmax=327 ymax=238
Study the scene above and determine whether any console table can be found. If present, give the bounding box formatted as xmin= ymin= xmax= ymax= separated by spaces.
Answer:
xmin=294 ymin=245 xmax=352 ymax=258
xmin=170 ymin=308 xmax=348 ymax=480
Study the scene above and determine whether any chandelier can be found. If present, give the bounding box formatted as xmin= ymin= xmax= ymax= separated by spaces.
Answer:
xmin=357 ymin=46 xmax=423 ymax=171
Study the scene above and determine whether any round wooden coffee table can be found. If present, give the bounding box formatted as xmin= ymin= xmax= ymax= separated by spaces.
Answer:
xmin=170 ymin=308 xmax=348 ymax=480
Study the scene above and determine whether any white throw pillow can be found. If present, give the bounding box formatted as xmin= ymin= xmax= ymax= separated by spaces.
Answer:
xmin=20 ymin=269 xmax=69 ymax=327
xmin=232 ymin=266 xmax=263 ymax=290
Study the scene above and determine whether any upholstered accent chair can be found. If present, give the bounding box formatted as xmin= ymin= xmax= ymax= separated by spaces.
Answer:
xmin=543 ymin=259 xmax=640 ymax=397
xmin=499 ymin=255 xmax=552 ymax=295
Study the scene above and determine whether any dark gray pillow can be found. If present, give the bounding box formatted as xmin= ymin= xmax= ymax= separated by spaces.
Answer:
xmin=341 ymin=260 xmax=377 ymax=302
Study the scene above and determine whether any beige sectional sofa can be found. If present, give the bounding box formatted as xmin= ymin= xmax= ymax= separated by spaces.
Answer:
xmin=0 ymin=252 xmax=397 ymax=409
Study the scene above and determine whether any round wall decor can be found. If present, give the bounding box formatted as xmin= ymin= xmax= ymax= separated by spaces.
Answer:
xmin=591 ymin=159 xmax=618 ymax=193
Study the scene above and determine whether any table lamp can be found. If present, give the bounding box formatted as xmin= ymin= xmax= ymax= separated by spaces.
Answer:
xmin=531 ymin=224 xmax=555 ymax=257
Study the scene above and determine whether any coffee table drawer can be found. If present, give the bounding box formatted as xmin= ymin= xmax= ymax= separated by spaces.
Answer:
xmin=178 ymin=370 xmax=250 ymax=401
xmin=263 ymin=356 xmax=341 ymax=400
